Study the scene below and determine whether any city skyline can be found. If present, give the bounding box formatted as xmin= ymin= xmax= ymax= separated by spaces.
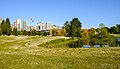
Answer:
xmin=10 ymin=18 xmax=61 ymax=31
xmin=0 ymin=0 xmax=120 ymax=29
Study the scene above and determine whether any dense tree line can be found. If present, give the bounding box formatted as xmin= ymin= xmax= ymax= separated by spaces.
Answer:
xmin=0 ymin=18 xmax=11 ymax=36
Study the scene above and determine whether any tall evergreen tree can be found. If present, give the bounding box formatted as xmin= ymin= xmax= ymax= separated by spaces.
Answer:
xmin=1 ymin=20 xmax=5 ymax=35
xmin=6 ymin=18 xmax=11 ymax=36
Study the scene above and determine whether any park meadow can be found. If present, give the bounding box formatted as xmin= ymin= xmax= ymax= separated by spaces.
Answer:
xmin=0 ymin=36 xmax=120 ymax=69
xmin=0 ymin=18 xmax=120 ymax=69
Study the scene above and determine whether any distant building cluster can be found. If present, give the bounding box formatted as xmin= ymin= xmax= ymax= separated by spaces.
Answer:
xmin=36 ymin=22 xmax=61 ymax=31
xmin=0 ymin=18 xmax=61 ymax=31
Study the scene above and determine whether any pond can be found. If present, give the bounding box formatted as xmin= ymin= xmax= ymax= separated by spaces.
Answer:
xmin=83 ymin=45 xmax=90 ymax=48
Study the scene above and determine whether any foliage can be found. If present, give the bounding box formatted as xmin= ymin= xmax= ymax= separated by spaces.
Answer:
xmin=70 ymin=18 xmax=82 ymax=37
xmin=39 ymin=38 xmax=84 ymax=48
xmin=89 ymin=28 xmax=96 ymax=37
xmin=1 ymin=20 xmax=5 ymax=35
xmin=18 ymin=31 xmax=23 ymax=35
xmin=43 ymin=32 xmax=48 ymax=36
xmin=99 ymin=23 xmax=105 ymax=29
xmin=37 ymin=31 xmax=42 ymax=36
xmin=30 ymin=29 xmax=36 ymax=36
xmin=93 ymin=28 xmax=115 ymax=46
xmin=23 ymin=30 xmax=28 ymax=35
xmin=89 ymin=28 xmax=96 ymax=45
xmin=12 ymin=28 xmax=18 ymax=36
xmin=0 ymin=18 xmax=11 ymax=36
xmin=39 ymin=38 xmax=76 ymax=48
xmin=6 ymin=18 xmax=11 ymax=36
xmin=63 ymin=18 xmax=82 ymax=37
xmin=109 ymin=24 xmax=120 ymax=34
xmin=68 ymin=38 xmax=83 ymax=48
xmin=63 ymin=21 xmax=70 ymax=36
xmin=81 ymin=30 xmax=90 ymax=45
xmin=52 ymin=28 xmax=65 ymax=36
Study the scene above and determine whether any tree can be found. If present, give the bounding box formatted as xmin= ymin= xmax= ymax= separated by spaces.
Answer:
xmin=1 ymin=20 xmax=5 ymax=35
xmin=64 ymin=21 xmax=70 ymax=36
xmin=6 ymin=18 xmax=11 ymax=36
xmin=89 ymin=28 xmax=96 ymax=37
xmin=97 ymin=28 xmax=110 ymax=46
xmin=109 ymin=26 xmax=118 ymax=34
xmin=99 ymin=23 xmax=105 ymax=29
xmin=89 ymin=28 xmax=96 ymax=45
xmin=13 ymin=28 xmax=18 ymax=36
xmin=51 ymin=28 xmax=65 ymax=36
xmin=81 ymin=30 xmax=90 ymax=45
xmin=1 ymin=18 xmax=11 ymax=36
xmin=63 ymin=18 xmax=82 ymax=37
xmin=70 ymin=18 xmax=82 ymax=38
xmin=109 ymin=24 xmax=120 ymax=34
xmin=104 ymin=27 xmax=109 ymax=32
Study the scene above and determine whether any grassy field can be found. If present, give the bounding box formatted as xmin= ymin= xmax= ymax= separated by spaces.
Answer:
xmin=0 ymin=36 xmax=120 ymax=69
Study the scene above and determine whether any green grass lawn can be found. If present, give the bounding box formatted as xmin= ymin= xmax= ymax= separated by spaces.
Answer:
xmin=0 ymin=36 xmax=120 ymax=69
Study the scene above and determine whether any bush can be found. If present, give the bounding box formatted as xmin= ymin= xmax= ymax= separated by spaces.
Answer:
xmin=43 ymin=32 xmax=50 ymax=36
xmin=37 ymin=31 xmax=42 ymax=36
xmin=67 ymin=38 xmax=83 ymax=48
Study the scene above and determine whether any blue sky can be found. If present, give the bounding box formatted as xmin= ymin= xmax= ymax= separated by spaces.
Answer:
xmin=0 ymin=0 xmax=120 ymax=29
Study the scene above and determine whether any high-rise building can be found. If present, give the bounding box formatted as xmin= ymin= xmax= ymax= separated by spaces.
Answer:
xmin=16 ymin=18 xmax=21 ymax=31
xmin=45 ymin=22 xmax=52 ymax=30
xmin=11 ymin=20 xmax=17 ymax=31
xmin=12 ymin=18 xmax=22 ymax=31
xmin=36 ymin=22 xmax=44 ymax=31
xmin=0 ymin=18 xmax=2 ymax=24
xmin=0 ymin=18 xmax=2 ymax=30
xmin=22 ymin=20 xmax=28 ymax=31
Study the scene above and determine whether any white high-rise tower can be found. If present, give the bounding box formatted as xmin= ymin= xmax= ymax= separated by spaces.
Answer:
xmin=16 ymin=18 xmax=21 ymax=31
